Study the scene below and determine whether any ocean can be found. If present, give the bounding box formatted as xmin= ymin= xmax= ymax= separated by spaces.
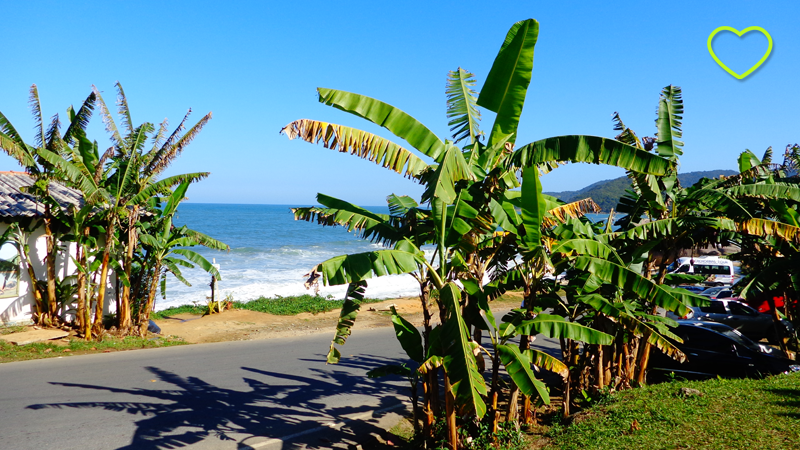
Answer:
xmin=162 ymin=203 xmax=420 ymax=311
xmin=161 ymin=204 xmax=614 ymax=311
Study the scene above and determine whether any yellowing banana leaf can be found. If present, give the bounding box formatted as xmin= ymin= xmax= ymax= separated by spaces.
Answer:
xmin=510 ymin=135 xmax=674 ymax=176
xmin=317 ymin=88 xmax=446 ymax=161
xmin=497 ymin=343 xmax=550 ymax=403
xmin=738 ymin=218 xmax=800 ymax=245
xmin=543 ymin=198 xmax=601 ymax=227
xmin=418 ymin=355 xmax=444 ymax=375
xmin=525 ymin=349 xmax=568 ymax=377
xmin=281 ymin=119 xmax=429 ymax=178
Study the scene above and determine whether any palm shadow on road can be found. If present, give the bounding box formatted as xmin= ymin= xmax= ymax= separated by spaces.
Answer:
xmin=26 ymin=354 xmax=411 ymax=449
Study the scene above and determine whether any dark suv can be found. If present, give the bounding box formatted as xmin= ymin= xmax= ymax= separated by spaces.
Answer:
xmin=649 ymin=321 xmax=800 ymax=380
xmin=668 ymin=299 xmax=793 ymax=344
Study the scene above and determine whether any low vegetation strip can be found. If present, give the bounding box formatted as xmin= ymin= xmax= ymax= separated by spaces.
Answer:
xmin=151 ymin=294 xmax=386 ymax=319
xmin=542 ymin=373 xmax=800 ymax=450
xmin=0 ymin=336 xmax=187 ymax=363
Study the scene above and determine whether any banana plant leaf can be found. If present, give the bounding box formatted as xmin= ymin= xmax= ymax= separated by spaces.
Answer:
xmin=580 ymin=294 xmax=686 ymax=362
xmin=724 ymin=184 xmax=800 ymax=203
xmin=390 ymin=306 xmax=424 ymax=363
xmin=521 ymin=165 xmax=546 ymax=247
xmin=513 ymin=314 xmax=613 ymax=345
xmin=551 ymin=238 xmax=623 ymax=265
xmin=446 ymin=67 xmax=481 ymax=144
xmin=662 ymin=273 xmax=707 ymax=285
xmin=497 ymin=343 xmax=550 ymax=403
xmin=420 ymin=144 xmax=475 ymax=204
xmin=510 ymin=135 xmax=674 ymax=176
xmin=478 ymin=19 xmax=539 ymax=148
xmin=572 ymin=256 xmax=691 ymax=317
xmin=440 ymin=282 xmax=488 ymax=418
xmin=654 ymin=85 xmax=684 ymax=159
xmin=326 ymin=281 xmax=367 ymax=364
xmin=313 ymin=249 xmax=422 ymax=286
xmin=316 ymin=88 xmax=446 ymax=161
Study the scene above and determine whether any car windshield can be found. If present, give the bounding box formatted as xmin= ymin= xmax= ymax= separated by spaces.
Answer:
xmin=700 ymin=287 xmax=722 ymax=295
xmin=715 ymin=327 xmax=761 ymax=352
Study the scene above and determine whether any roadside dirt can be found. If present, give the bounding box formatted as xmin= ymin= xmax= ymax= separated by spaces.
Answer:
xmin=154 ymin=294 xmax=524 ymax=344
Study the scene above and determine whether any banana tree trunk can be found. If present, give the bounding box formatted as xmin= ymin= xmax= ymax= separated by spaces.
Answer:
xmin=75 ymin=241 xmax=86 ymax=333
xmin=18 ymin=245 xmax=47 ymax=326
xmin=92 ymin=219 xmax=116 ymax=335
xmin=634 ymin=265 xmax=669 ymax=384
xmin=43 ymin=207 xmax=58 ymax=322
xmin=418 ymin=286 xmax=436 ymax=440
xmin=508 ymin=290 xmax=534 ymax=424
xmin=139 ymin=262 xmax=162 ymax=336
xmin=118 ymin=207 xmax=138 ymax=333
xmin=444 ymin=373 xmax=458 ymax=450
xmin=490 ymin=346 xmax=501 ymax=434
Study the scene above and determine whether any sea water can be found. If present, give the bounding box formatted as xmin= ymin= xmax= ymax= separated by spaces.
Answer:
xmin=161 ymin=203 xmax=422 ymax=311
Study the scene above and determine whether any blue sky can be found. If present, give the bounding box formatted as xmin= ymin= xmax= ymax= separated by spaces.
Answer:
xmin=1 ymin=1 xmax=798 ymax=206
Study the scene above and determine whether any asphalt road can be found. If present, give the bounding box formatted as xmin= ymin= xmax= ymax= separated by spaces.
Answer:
xmin=0 ymin=326 xmax=561 ymax=450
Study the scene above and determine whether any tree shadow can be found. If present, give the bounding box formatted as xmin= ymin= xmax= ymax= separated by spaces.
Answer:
xmin=762 ymin=386 xmax=800 ymax=419
xmin=26 ymin=354 xmax=411 ymax=449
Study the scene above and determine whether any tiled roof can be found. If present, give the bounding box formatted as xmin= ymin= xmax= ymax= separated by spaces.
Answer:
xmin=0 ymin=172 xmax=84 ymax=218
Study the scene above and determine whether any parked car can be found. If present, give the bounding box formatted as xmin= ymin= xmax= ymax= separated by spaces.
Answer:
xmin=698 ymin=286 xmax=734 ymax=299
xmin=667 ymin=299 xmax=793 ymax=344
xmin=649 ymin=321 xmax=800 ymax=380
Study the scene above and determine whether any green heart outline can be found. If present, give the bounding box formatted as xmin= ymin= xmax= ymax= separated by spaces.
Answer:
xmin=707 ymin=26 xmax=773 ymax=79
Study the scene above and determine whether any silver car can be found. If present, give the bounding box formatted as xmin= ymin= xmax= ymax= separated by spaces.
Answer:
xmin=670 ymin=299 xmax=793 ymax=344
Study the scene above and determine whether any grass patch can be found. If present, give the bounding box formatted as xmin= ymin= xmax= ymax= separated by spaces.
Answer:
xmin=0 ymin=335 xmax=187 ymax=363
xmin=0 ymin=324 xmax=26 ymax=335
xmin=232 ymin=294 xmax=384 ymax=315
xmin=542 ymin=372 xmax=800 ymax=450
xmin=150 ymin=304 xmax=207 ymax=319
xmin=153 ymin=294 xmax=387 ymax=318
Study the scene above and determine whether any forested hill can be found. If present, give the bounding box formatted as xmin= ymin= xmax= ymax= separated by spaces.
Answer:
xmin=545 ymin=170 xmax=739 ymax=211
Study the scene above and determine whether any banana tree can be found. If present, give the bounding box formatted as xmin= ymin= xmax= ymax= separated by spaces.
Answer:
xmin=0 ymin=86 xmax=99 ymax=325
xmin=89 ymin=83 xmax=212 ymax=334
xmin=136 ymin=182 xmax=227 ymax=335
xmin=284 ymin=18 xmax=678 ymax=448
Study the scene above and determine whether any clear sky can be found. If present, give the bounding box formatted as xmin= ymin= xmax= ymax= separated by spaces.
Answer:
xmin=1 ymin=1 xmax=798 ymax=206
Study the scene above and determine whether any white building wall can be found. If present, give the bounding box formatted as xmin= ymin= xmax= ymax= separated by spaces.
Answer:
xmin=0 ymin=223 xmax=117 ymax=325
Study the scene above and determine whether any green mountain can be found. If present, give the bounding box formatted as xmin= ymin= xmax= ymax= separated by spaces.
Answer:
xmin=545 ymin=170 xmax=738 ymax=212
